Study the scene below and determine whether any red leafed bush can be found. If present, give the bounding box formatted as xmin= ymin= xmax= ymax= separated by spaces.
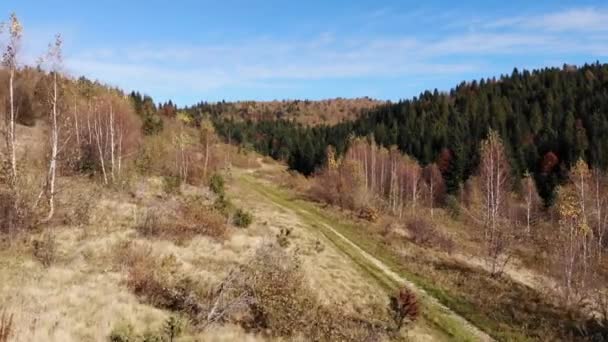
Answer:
xmin=390 ymin=286 xmax=419 ymax=331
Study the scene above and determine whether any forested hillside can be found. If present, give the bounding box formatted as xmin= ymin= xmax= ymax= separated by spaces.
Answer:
xmin=212 ymin=63 xmax=608 ymax=202
xmin=183 ymin=97 xmax=382 ymax=125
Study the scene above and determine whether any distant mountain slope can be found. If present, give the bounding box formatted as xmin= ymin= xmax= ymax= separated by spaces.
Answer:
xmin=213 ymin=62 xmax=608 ymax=202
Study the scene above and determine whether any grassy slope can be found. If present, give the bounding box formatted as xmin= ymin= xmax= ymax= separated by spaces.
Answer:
xmin=238 ymin=173 xmax=491 ymax=341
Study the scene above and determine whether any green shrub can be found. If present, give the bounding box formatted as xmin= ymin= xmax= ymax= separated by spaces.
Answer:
xmin=162 ymin=176 xmax=182 ymax=195
xmin=75 ymin=144 xmax=99 ymax=175
xmin=209 ymin=173 xmax=225 ymax=196
xmin=233 ymin=208 xmax=253 ymax=228
xmin=142 ymin=113 xmax=163 ymax=136
xmin=108 ymin=322 xmax=136 ymax=342
xmin=445 ymin=195 xmax=460 ymax=219
xmin=213 ymin=195 xmax=233 ymax=216
xmin=134 ymin=146 xmax=153 ymax=175
xmin=163 ymin=316 xmax=183 ymax=342
xmin=140 ymin=331 xmax=164 ymax=342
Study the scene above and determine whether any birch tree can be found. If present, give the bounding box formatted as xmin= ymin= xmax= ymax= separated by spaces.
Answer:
xmin=423 ymin=163 xmax=444 ymax=218
xmin=478 ymin=130 xmax=512 ymax=276
xmin=591 ymin=168 xmax=607 ymax=259
xmin=521 ymin=171 xmax=541 ymax=234
xmin=199 ymin=119 xmax=216 ymax=180
xmin=38 ymin=35 xmax=69 ymax=222
xmin=1 ymin=13 xmax=22 ymax=187
xmin=92 ymin=100 xmax=109 ymax=184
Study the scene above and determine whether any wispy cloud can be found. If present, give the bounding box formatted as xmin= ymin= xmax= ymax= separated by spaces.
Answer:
xmin=58 ymin=6 xmax=608 ymax=102
xmin=487 ymin=7 xmax=608 ymax=32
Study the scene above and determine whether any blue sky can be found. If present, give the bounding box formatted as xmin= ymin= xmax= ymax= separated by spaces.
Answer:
xmin=2 ymin=0 xmax=608 ymax=105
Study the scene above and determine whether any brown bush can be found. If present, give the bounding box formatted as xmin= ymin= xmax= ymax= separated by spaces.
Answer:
xmin=358 ymin=206 xmax=379 ymax=222
xmin=113 ymin=240 xmax=154 ymax=270
xmin=136 ymin=199 xmax=227 ymax=244
xmin=406 ymin=218 xmax=455 ymax=254
xmin=178 ymin=199 xmax=227 ymax=239
xmin=116 ymin=241 xmax=206 ymax=319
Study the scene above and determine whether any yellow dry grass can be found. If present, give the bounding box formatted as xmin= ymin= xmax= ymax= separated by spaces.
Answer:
xmin=0 ymin=171 xmax=270 ymax=341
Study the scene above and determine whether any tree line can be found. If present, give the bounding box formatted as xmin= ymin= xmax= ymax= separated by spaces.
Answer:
xmin=210 ymin=62 xmax=608 ymax=204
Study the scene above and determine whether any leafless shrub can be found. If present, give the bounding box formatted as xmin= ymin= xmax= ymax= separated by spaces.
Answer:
xmin=32 ymin=231 xmax=57 ymax=267
xmin=113 ymin=240 xmax=154 ymax=270
xmin=135 ymin=210 xmax=162 ymax=238
xmin=406 ymin=218 xmax=454 ymax=254
xmin=63 ymin=194 xmax=92 ymax=227
xmin=0 ymin=309 xmax=14 ymax=342
xmin=313 ymin=240 xmax=325 ymax=253
xmin=0 ymin=186 xmax=35 ymax=237
xmin=276 ymin=227 xmax=292 ymax=248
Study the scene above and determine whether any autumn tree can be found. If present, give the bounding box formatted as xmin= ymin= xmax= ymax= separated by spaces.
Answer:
xmin=555 ymin=185 xmax=592 ymax=304
xmin=549 ymin=159 xmax=607 ymax=305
